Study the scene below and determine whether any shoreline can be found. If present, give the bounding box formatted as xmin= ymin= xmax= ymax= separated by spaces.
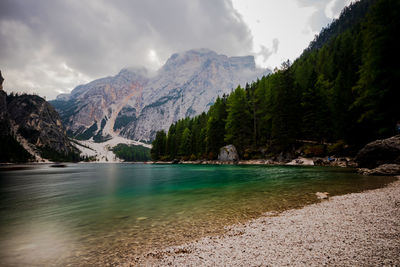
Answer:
xmin=151 ymin=156 xmax=356 ymax=168
xmin=136 ymin=177 xmax=400 ymax=266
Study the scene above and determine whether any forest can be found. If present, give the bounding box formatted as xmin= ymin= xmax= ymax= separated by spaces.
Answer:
xmin=151 ymin=0 xmax=399 ymax=161
xmin=112 ymin=144 xmax=151 ymax=162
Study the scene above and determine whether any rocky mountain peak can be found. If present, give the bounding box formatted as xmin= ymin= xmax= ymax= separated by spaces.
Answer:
xmin=51 ymin=49 xmax=270 ymax=142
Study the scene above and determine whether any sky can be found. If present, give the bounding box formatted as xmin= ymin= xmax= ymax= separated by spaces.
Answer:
xmin=0 ymin=0 xmax=354 ymax=99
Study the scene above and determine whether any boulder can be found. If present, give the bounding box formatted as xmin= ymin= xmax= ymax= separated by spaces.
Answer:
xmin=355 ymin=135 xmax=400 ymax=168
xmin=218 ymin=145 xmax=239 ymax=162
xmin=315 ymin=192 xmax=329 ymax=200
xmin=358 ymin=164 xmax=400 ymax=176
xmin=287 ymin=157 xmax=314 ymax=166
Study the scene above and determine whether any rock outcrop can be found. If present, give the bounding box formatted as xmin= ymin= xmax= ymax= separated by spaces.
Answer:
xmin=0 ymin=92 xmax=77 ymax=162
xmin=355 ymin=135 xmax=400 ymax=168
xmin=358 ymin=164 xmax=400 ymax=176
xmin=51 ymin=49 xmax=269 ymax=142
xmin=218 ymin=145 xmax=239 ymax=162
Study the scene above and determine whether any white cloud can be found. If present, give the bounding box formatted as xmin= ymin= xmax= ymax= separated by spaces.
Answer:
xmin=0 ymin=0 xmax=253 ymax=99
xmin=231 ymin=0 xmax=354 ymax=69
xmin=0 ymin=0 xmax=355 ymax=99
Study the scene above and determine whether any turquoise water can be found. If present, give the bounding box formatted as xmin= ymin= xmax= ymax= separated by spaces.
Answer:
xmin=0 ymin=163 xmax=395 ymax=266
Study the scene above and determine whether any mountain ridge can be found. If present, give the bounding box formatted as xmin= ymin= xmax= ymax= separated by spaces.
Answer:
xmin=51 ymin=48 xmax=270 ymax=141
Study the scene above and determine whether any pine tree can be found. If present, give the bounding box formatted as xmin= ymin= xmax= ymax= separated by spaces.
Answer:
xmin=179 ymin=128 xmax=192 ymax=157
xmin=206 ymin=96 xmax=227 ymax=157
xmin=151 ymin=130 xmax=167 ymax=160
xmin=352 ymin=0 xmax=400 ymax=142
xmin=224 ymin=86 xmax=252 ymax=155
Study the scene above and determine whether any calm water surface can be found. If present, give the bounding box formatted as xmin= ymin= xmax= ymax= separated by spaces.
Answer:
xmin=0 ymin=163 xmax=395 ymax=266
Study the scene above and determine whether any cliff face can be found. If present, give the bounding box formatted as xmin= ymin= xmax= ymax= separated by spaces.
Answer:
xmin=51 ymin=49 xmax=270 ymax=141
xmin=0 ymin=91 xmax=77 ymax=162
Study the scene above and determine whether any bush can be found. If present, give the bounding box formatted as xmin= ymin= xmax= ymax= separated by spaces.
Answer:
xmin=327 ymin=140 xmax=347 ymax=155
xmin=303 ymin=144 xmax=325 ymax=157
xmin=243 ymin=148 xmax=262 ymax=160
xmin=40 ymin=146 xmax=81 ymax=162
xmin=160 ymin=155 xmax=171 ymax=161
xmin=181 ymin=155 xmax=190 ymax=161
xmin=190 ymin=154 xmax=197 ymax=161
xmin=0 ymin=135 xmax=33 ymax=162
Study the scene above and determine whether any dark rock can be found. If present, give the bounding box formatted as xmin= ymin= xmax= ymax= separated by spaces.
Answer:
xmin=1 ymin=91 xmax=78 ymax=162
xmin=358 ymin=164 xmax=400 ymax=176
xmin=0 ymin=70 xmax=4 ymax=90
xmin=218 ymin=145 xmax=239 ymax=162
xmin=172 ymin=159 xmax=180 ymax=164
xmin=7 ymin=94 xmax=75 ymax=155
xmin=50 ymin=163 xmax=67 ymax=168
xmin=355 ymin=135 xmax=400 ymax=168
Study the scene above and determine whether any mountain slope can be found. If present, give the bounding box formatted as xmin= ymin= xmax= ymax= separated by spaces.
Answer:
xmin=51 ymin=49 xmax=269 ymax=141
xmin=0 ymin=86 xmax=79 ymax=162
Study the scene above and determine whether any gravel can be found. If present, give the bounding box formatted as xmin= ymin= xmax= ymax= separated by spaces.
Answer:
xmin=136 ymin=177 xmax=400 ymax=266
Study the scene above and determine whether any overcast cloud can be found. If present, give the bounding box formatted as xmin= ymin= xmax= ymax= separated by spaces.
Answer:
xmin=0 ymin=0 xmax=354 ymax=99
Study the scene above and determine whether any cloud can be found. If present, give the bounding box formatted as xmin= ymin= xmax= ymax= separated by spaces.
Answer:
xmin=272 ymin=38 xmax=279 ymax=54
xmin=257 ymin=45 xmax=273 ymax=63
xmin=257 ymin=38 xmax=279 ymax=63
xmin=327 ymin=0 xmax=353 ymax=18
xmin=295 ymin=0 xmax=333 ymax=31
xmin=0 ymin=0 xmax=253 ymax=99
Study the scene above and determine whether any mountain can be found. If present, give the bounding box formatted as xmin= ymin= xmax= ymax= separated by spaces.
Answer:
xmin=151 ymin=0 xmax=400 ymax=160
xmin=0 ymin=76 xmax=79 ymax=162
xmin=51 ymin=49 xmax=269 ymax=142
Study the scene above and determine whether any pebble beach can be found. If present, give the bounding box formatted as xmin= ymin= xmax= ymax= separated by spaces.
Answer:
xmin=137 ymin=177 xmax=400 ymax=266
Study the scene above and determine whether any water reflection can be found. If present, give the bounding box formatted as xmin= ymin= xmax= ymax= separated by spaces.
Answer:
xmin=0 ymin=164 xmax=396 ymax=266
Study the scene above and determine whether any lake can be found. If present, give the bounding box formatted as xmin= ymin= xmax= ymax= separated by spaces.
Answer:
xmin=0 ymin=163 xmax=395 ymax=266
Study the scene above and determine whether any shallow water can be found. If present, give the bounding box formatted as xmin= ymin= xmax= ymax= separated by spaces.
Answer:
xmin=0 ymin=163 xmax=395 ymax=266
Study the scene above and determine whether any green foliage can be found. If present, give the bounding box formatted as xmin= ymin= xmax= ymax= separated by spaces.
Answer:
xmin=93 ymin=118 xmax=112 ymax=143
xmin=93 ymin=134 xmax=112 ymax=143
xmin=327 ymin=140 xmax=347 ymax=155
xmin=40 ymin=146 xmax=80 ymax=162
xmin=113 ymin=107 xmax=137 ymax=131
xmin=351 ymin=0 xmax=400 ymax=142
xmin=206 ymin=96 xmax=227 ymax=155
xmin=151 ymin=0 xmax=398 ymax=160
xmin=302 ymin=144 xmax=326 ymax=157
xmin=114 ymin=115 xmax=136 ymax=131
xmin=0 ymin=134 xmax=33 ymax=163
xmin=112 ymin=144 xmax=151 ymax=161
xmin=179 ymin=128 xmax=192 ymax=156
xmin=151 ymin=130 xmax=167 ymax=160
xmin=76 ymin=122 xmax=98 ymax=140
xmin=18 ymin=127 xmax=40 ymax=143
xmin=224 ymin=86 xmax=252 ymax=156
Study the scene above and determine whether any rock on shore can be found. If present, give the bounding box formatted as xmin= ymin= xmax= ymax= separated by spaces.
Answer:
xmin=355 ymin=135 xmax=400 ymax=168
xmin=218 ymin=145 xmax=239 ymax=162
xmin=359 ymin=164 xmax=400 ymax=176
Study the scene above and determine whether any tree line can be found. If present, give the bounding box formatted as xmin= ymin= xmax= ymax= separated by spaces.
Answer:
xmin=152 ymin=0 xmax=399 ymax=161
